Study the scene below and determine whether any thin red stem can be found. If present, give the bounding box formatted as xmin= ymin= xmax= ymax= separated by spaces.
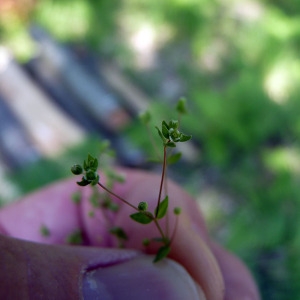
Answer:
xmin=98 ymin=180 xmax=168 ymax=242
xmin=155 ymin=145 xmax=167 ymax=218
xmin=154 ymin=219 xmax=166 ymax=240
xmin=170 ymin=215 xmax=179 ymax=245
xmin=97 ymin=182 xmax=139 ymax=211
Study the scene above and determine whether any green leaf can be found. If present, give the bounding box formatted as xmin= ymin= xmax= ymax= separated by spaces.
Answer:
xmin=91 ymin=174 xmax=100 ymax=186
xmin=162 ymin=122 xmax=169 ymax=139
xmin=155 ymin=196 xmax=169 ymax=219
xmin=165 ymin=141 xmax=176 ymax=147
xmin=91 ymin=158 xmax=98 ymax=171
xmin=153 ymin=245 xmax=171 ymax=263
xmin=130 ymin=212 xmax=153 ymax=224
xmin=83 ymin=159 xmax=88 ymax=171
xmin=66 ymin=230 xmax=83 ymax=245
xmin=162 ymin=120 xmax=169 ymax=130
xmin=86 ymin=154 xmax=98 ymax=171
xmin=87 ymin=153 xmax=94 ymax=162
xmin=179 ymin=134 xmax=192 ymax=142
xmin=167 ymin=152 xmax=182 ymax=164
xmin=40 ymin=225 xmax=50 ymax=237
xmin=109 ymin=226 xmax=128 ymax=240
xmin=169 ymin=120 xmax=179 ymax=129
xmin=77 ymin=177 xmax=90 ymax=186
xmin=155 ymin=126 xmax=166 ymax=143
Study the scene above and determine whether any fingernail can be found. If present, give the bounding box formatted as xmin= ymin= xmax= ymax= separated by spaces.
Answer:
xmin=82 ymin=255 xmax=206 ymax=300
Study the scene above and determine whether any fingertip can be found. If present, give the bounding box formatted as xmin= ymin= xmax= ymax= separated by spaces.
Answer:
xmin=210 ymin=242 xmax=260 ymax=300
xmin=170 ymin=212 xmax=225 ymax=300
xmin=83 ymin=255 xmax=207 ymax=300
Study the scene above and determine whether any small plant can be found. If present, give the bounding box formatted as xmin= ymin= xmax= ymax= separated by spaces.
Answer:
xmin=71 ymin=98 xmax=191 ymax=262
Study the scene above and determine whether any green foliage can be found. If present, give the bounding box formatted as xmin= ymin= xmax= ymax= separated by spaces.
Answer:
xmin=66 ymin=229 xmax=83 ymax=245
xmin=70 ymin=100 xmax=191 ymax=263
xmin=130 ymin=212 xmax=153 ymax=224
xmin=142 ymin=238 xmax=150 ymax=247
xmin=40 ymin=225 xmax=51 ymax=237
xmin=155 ymin=196 xmax=169 ymax=219
xmin=74 ymin=154 xmax=100 ymax=186
xmin=153 ymin=245 xmax=171 ymax=263
xmin=109 ymin=226 xmax=128 ymax=241
xmin=156 ymin=120 xmax=192 ymax=147
xmin=173 ymin=207 xmax=181 ymax=215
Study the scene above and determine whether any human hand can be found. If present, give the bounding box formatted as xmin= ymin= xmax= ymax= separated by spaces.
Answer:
xmin=0 ymin=169 xmax=259 ymax=299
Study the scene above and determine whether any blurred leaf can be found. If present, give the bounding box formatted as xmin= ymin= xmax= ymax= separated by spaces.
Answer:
xmin=130 ymin=212 xmax=153 ymax=224
xmin=153 ymin=245 xmax=171 ymax=263
xmin=167 ymin=152 xmax=182 ymax=164
xmin=155 ymin=196 xmax=168 ymax=219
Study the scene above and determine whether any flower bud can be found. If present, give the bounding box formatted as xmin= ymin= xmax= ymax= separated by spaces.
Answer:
xmin=138 ymin=201 xmax=148 ymax=211
xmin=71 ymin=164 xmax=83 ymax=175
xmin=86 ymin=170 xmax=97 ymax=181
xmin=173 ymin=207 xmax=181 ymax=215
xmin=142 ymin=238 xmax=150 ymax=246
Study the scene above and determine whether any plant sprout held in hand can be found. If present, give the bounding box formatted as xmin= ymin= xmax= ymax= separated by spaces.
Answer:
xmin=71 ymin=99 xmax=191 ymax=262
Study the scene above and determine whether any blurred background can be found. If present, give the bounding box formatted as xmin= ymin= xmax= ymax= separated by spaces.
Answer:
xmin=1 ymin=0 xmax=300 ymax=298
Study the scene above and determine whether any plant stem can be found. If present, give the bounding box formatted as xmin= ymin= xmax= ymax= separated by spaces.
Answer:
xmin=164 ymin=150 xmax=169 ymax=237
xmin=155 ymin=145 xmax=167 ymax=218
xmin=97 ymin=182 xmax=139 ymax=211
xmin=99 ymin=181 xmax=167 ymax=243
xmin=154 ymin=219 xmax=166 ymax=241
xmin=170 ymin=215 xmax=179 ymax=245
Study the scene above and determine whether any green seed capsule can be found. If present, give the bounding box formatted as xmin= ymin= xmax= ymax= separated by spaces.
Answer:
xmin=86 ymin=170 xmax=97 ymax=181
xmin=142 ymin=238 xmax=150 ymax=246
xmin=71 ymin=164 xmax=83 ymax=175
xmin=138 ymin=201 xmax=148 ymax=211
xmin=173 ymin=207 xmax=181 ymax=215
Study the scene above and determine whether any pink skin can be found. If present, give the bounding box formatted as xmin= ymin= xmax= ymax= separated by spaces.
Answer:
xmin=0 ymin=169 xmax=260 ymax=300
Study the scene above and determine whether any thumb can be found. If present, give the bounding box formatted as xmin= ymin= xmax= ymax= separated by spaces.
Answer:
xmin=0 ymin=235 xmax=205 ymax=300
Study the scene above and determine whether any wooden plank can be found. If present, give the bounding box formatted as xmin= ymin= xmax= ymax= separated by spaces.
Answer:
xmin=0 ymin=47 xmax=85 ymax=157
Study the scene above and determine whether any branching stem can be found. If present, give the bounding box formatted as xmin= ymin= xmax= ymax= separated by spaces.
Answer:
xmin=99 ymin=181 xmax=167 ymax=242
xmin=97 ymin=182 xmax=139 ymax=211
xmin=156 ymin=145 xmax=167 ymax=218
xmin=154 ymin=219 xmax=166 ymax=240
xmin=170 ymin=215 xmax=179 ymax=245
